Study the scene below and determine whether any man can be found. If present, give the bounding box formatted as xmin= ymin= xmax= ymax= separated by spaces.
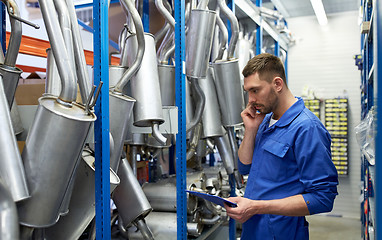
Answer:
xmin=225 ymin=53 xmax=338 ymax=239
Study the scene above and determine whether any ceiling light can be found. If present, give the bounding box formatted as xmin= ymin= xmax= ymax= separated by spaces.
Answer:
xmin=310 ymin=0 xmax=328 ymax=25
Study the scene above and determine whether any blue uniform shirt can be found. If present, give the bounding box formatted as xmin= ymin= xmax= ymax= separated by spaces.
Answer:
xmin=238 ymin=97 xmax=338 ymax=240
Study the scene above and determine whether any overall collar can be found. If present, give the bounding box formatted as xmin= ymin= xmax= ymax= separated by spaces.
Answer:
xmin=263 ymin=97 xmax=305 ymax=129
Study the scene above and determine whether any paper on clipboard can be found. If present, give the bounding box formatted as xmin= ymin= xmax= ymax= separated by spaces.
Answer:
xmin=186 ymin=190 xmax=237 ymax=208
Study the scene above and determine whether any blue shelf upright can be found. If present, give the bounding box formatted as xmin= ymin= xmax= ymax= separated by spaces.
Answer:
xmin=255 ymin=0 xmax=262 ymax=55
xmin=174 ymin=0 xmax=187 ymax=239
xmin=93 ymin=0 xmax=111 ymax=239
xmin=375 ymin=0 xmax=381 ymax=239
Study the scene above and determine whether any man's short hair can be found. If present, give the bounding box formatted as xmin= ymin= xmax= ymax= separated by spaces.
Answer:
xmin=242 ymin=53 xmax=287 ymax=86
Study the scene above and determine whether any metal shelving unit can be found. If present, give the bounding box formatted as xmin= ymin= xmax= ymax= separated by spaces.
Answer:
xmin=0 ymin=0 xmax=289 ymax=238
xmin=375 ymin=0 xmax=381 ymax=239
xmin=93 ymin=1 xmax=111 ymax=239
xmin=359 ymin=0 xmax=380 ymax=239
xmin=174 ymin=0 xmax=187 ymax=239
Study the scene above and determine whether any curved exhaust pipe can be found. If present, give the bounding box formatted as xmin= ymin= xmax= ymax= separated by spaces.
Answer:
xmin=152 ymin=121 xmax=167 ymax=145
xmin=39 ymin=0 xmax=77 ymax=104
xmin=217 ymin=0 xmax=239 ymax=60
xmin=213 ymin=132 xmax=234 ymax=175
xmin=156 ymin=0 xmax=176 ymax=64
xmin=186 ymin=78 xmax=206 ymax=133
xmin=187 ymin=123 xmax=202 ymax=160
xmin=214 ymin=8 xmax=228 ymax=62
xmin=54 ymin=0 xmax=77 ymax=91
xmin=197 ymin=0 xmax=209 ymax=10
xmin=155 ymin=0 xmax=175 ymax=28
xmin=2 ymin=0 xmax=21 ymax=67
xmin=227 ymin=126 xmax=243 ymax=189
xmin=0 ymin=180 xmax=19 ymax=240
xmin=0 ymin=75 xmax=29 ymax=202
xmin=114 ymin=0 xmax=145 ymax=93
xmin=135 ymin=218 xmax=155 ymax=240
xmin=66 ymin=0 xmax=93 ymax=103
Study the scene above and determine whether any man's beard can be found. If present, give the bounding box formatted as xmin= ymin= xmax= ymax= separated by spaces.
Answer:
xmin=257 ymin=89 xmax=278 ymax=114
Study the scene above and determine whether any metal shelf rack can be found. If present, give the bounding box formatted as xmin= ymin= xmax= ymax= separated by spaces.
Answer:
xmin=0 ymin=0 xmax=289 ymax=238
xmin=359 ymin=0 xmax=381 ymax=239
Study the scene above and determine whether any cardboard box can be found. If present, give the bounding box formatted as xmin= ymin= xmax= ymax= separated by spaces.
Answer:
xmin=15 ymin=80 xmax=45 ymax=105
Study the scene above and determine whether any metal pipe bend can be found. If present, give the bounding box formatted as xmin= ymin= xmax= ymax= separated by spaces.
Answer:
xmin=186 ymin=78 xmax=206 ymax=133
xmin=217 ymin=0 xmax=239 ymax=59
xmin=2 ymin=0 xmax=22 ymax=67
xmin=152 ymin=122 xmax=167 ymax=145
xmin=114 ymin=0 xmax=145 ymax=93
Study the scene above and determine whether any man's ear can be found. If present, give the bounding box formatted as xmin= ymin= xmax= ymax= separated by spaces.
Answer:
xmin=273 ymin=77 xmax=283 ymax=92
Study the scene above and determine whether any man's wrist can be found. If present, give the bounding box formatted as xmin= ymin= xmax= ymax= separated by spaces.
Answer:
xmin=249 ymin=199 xmax=270 ymax=215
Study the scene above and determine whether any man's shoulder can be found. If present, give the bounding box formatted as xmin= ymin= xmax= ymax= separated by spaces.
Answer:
xmin=292 ymin=108 xmax=327 ymax=132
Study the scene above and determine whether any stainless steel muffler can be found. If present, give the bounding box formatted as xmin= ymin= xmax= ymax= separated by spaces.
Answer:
xmin=125 ymin=33 xmax=164 ymax=127
xmin=113 ymin=158 xmax=152 ymax=227
xmin=0 ymin=179 xmax=19 ymax=240
xmin=126 ymin=212 xmax=203 ymax=240
xmin=185 ymin=9 xmax=216 ymax=78
xmin=0 ymin=64 xmax=22 ymax=109
xmin=10 ymin=100 xmax=24 ymax=135
xmin=109 ymin=91 xmax=136 ymax=171
xmin=212 ymin=0 xmax=244 ymax=127
xmin=158 ymin=64 xmax=175 ymax=106
xmin=142 ymin=179 xmax=198 ymax=214
xmin=213 ymin=58 xmax=244 ymax=127
xmin=0 ymin=75 xmax=29 ymax=202
xmin=17 ymin=96 xmax=96 ymax=227
xmin=199 ymin=66 xmax=225 ymax=138
xmin=44 ymin=149 xmax=120 ymax=240
xmin=124 ymin=33 xmax=167 ymax=145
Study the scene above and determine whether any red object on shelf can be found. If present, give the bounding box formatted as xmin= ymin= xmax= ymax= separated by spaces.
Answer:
xmin=6 ymin=32 xmax=120 ymax=72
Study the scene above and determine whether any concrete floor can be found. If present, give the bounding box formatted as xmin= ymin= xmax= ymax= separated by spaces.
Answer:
xmin=307 ymin=215 xmax=362 ymax=240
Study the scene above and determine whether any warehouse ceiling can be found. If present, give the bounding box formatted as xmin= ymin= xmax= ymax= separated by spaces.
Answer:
xmin=262 ymin=0 xmax=359 ymax=18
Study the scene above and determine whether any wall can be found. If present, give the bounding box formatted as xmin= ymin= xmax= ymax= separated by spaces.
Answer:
xmin=287 ymin=11 xmax=361 ymax=219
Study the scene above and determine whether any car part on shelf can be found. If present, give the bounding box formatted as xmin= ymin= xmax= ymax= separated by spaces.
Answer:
xmin=185 ymin=9 xmax=216 ymax=79
xmin=0 ymin=75 xmax=29 ymax=202
xmin=44 ymin=149 xmax=120 ymax=240
xmin=113 ymin=158 xmax=153 ymax=239
xmin=0 ymin=179 xmax=19 ymax=240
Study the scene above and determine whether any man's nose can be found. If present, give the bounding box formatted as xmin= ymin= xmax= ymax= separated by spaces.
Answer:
xmin=248 ymin=93 xmax=256 ymax=103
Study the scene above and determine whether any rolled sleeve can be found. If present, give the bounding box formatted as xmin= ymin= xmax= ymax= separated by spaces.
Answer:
xmin=295 ymin=121 xmax=339 ymax=215
xmin=238 ymin=160 xmax=251 ymax=175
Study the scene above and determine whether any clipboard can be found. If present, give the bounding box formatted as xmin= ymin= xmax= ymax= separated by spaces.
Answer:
xmin=186 ymin=190 xmax=237 ymax=208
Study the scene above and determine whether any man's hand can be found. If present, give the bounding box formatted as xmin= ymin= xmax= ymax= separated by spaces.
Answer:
xmin=241 ymin=103 xmax=266 ymax=134
xmin=225 ymin=195 xmax=310 ymax=222
xmin=224 ymin=196 xmax=265 ymax=223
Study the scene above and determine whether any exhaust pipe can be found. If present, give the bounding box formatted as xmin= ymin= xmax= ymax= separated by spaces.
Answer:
xmin=213 ymin=8 xmax=228 ymax=62
xmin=38 ymin=0 xmax=77 ymax=104
xmin=186 ymin=78 xmax=205 ymax=133
xmin=44 ymin=149 xmax=120 ymax=240
xmin=0 ymin=75 xmax=29 ymax=202
xmin=2 ymin=0 xmax=21 ymax=67
xmin=199 ymin=66 xmax=225 ymax=138
xmin=0 ymin=179 xmax=19 ymax=240
xmin=217 ymin=0 xmax=239 ymax=60
xmin=113 ymin=158 xmax=153 ymax=238
xmin=66 ymin=0 xmax=93 ymax=103
xmin=213 ymin=131 xmax=235 ymax=175
xmin=45 ymin=48 xmax=61 ymax=97
xmin=185 ymin=9 xmax=216 ymax=78
xmin=114 ymin=0 xmax=145 ymax=93
xmin=0 ymin=0 xmax=23 ymax=109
